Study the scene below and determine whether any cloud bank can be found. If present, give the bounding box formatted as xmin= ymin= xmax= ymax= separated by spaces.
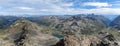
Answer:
xmin=0 ymin=0 xmax=120 ymax=15
xmin=82 ymin=2 xmax=112 ymax=8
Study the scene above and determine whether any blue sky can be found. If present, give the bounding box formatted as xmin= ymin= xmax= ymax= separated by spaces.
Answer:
xmin=0 ymin=0 xmax=120 ymax=15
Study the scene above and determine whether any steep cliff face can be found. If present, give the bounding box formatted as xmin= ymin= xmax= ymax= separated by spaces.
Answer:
xmin=4 ymin=19 xmax=59 ymax=46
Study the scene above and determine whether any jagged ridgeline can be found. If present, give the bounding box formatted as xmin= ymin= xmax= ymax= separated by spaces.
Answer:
xmin=0 ymin=19 xmax=59 ymax=46
xmin=54 ymin=15 xmax=108 ymax=35
xmin=27 ymin=15 xmax=110 ymax=35
xmin=0 ymin=15 xmax=110 ymax=35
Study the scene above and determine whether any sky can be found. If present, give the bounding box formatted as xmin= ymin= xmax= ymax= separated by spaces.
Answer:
xmin=0 ymin=0 xmax=120 ymax=15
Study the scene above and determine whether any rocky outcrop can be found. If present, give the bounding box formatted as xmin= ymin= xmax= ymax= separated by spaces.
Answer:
xmin=54 ymin=35 xmax=101 ymax=46
xmin=99 ymin=34 xmax=120 ymax=46
xmin=54 ymin=35 xmax=120 ymax=46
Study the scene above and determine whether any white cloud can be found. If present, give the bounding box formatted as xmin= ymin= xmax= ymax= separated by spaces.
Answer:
xmin=89 ymin=8 xmax=120 ymax=15
xmin=0 ymin=0 xmax=120 ymax=15
xmin=61 ymin=3 xmax=74 ymax=7
xmin=82 ymin=2 xmax=112 ymax=8
xmin=14 ymin=7 xmax=34 ymax=10
xmin=0 ymin=7 xmax=2 ymax=9
xmin=68 ymin=8 xmax=120 ymax=15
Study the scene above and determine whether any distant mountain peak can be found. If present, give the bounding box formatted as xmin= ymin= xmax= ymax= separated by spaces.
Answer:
xmin=7 ymin=18 xmax=43 ymax=34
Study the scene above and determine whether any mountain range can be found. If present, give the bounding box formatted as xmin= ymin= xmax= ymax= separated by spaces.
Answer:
xmin=0 ymin=14 xmax=120 ymax=46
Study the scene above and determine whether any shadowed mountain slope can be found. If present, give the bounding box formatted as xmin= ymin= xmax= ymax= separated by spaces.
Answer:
xmin=110 ymin=15 xmax=120 ymax=30
xmin=0 ymin=16 xmax=19 ymax=29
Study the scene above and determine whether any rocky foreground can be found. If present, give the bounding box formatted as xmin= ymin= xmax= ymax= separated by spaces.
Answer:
xmin=54 ymin=35 xmax=120 ymax=46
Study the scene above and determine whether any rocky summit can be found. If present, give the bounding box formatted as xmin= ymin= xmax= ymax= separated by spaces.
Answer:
xmin=0 ymin=19 xmax=59 ymax=46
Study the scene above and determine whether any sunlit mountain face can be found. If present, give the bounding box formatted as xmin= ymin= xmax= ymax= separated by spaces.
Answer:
xmin=0 ymin=0 xmax=120 ymax=46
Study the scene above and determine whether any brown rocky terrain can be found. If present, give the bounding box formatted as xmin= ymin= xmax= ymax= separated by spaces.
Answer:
xmin=54 ymin=34 xmax=120 ymax=46
xmin=0 ymin=19 xmax=59 ymax=46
